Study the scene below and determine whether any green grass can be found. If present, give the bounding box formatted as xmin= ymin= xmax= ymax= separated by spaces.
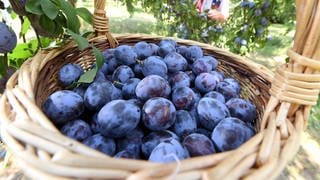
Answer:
xmin=246 ymin=24 xmax=294 ymax=70
xmin=308 ymin=98 xmax=320 ymax=143
xmin=256 ymin=24 xmax=294 ymax=57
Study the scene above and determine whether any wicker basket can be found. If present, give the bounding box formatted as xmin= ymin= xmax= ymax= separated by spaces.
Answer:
xmin=1 ymin=0 xmax=319 ymax=179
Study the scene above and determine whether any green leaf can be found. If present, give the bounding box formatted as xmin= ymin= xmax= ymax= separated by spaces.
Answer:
xmin=57 ymin=0 xmax=80 ymax=33
xmin=76 ymin=8 xmax=93 ymax=25
xmin=74 ymin=47 xmax=103 ymax=85
xmin=93 ymin=47 xmax=104 ymax=69
xmin=40 ymin=0 xmax=59 ymax=20
xmin=8 ymin=43 xmax=34 ymax=60
xmin=39 ymin=15 xmax=57 ymax=34
xmin=77 ymin=68 xmax=98 ymax=84
xmin=81 ymin=31 xmax=94 ymax=38
xmin=66 ymin=29 xmax=89 ymax=50
xmin=25 ymin=0 xmax=43 ymax=15
xmin=55 ymin=12 xmax=67 ymax=27
xmin=10 ymin=11 xmax=18 ymax=19
xmin=21 ymin=17 xmax=31 ymax=35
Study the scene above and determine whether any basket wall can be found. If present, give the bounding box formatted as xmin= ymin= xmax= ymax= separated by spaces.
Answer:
xmin=0 ymin=34 xmax=275 ymax=179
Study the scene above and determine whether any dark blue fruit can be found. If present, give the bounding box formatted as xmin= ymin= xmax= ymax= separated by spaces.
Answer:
xmin=90 ymin=113 xmax=100 ymax=134
xmin=116 ymin=128 xmax=144 ymax=158
xmin=110 ymin=86 xmax=123 ymax=100
xmin=226 ymin=98 xmax=257 ymax=124
xmin=187 ymin=45 xmax=203 ymax=62
xmin=97 ymin=100 xmax=141 ymax=138
xmin=135 ymin=75 xmax=171 ymax=100
xmin=42 ymin=90 xmax=84 ymax=125
xmin=99 ymin=63 xmax=109 ymax=76
xmin=189 ymin=106 xmax=199 ymax=124
xmin=195 ymin=73 xmax=218 ymax=93
xmin=83 ymin=134 xmax=116 ymax=156
xmin=112 ymin=65 xmax=135 ymax=86
xmin=195 ymin=128 xmax=212 ymax=138
xmin=133 ymin=63 xmax=143 ymax=77
xmin=149 ymin=43 xmax=160 ymax=55
xmin=0 ymin=22 xmax=17 ymax=53
xmin=142 ymin=97 xmax=176 ymax=131
xmin=224 ymin=78 xmax=241 ymax=93
xmin=202 ymin=56 xmax=218 ymax=70
xmin=169 ymin=71 xmax=191 ymax=89
xmin=72 ymin=85 xmax=87 ymax=98
xmin=122 ymin=78 xmax=141 ymax=99
xmin=163 ymin=52 xmax=188 ymax=73
xmin=141 ymin=56 xmax=168 ymax=77
xmin=172 ymin=87 xmax=196 ymax=110
xmin=171 ymin=110 xmax=196 ymax=138
xmin=216 ymin=80 xmax=240 ymax=101
xmin=103 ymin=48 xmax=115 ymax=62
xmin=187 ymin=71 xmax=196 ymax=84
xmin=114 ymin=45 xmax=137 ymax=66
xmin=127 ymin=98 xmax=144 ymax=108
xmin=182 ymin=133 xmax=215 ymax=157
xmin=204 ymin=91 xmax=225 ymax=103
xmin=261 ymin=17 xmax=268 ymax=27
xmin=94 ymin=71 xmax=107 ymax=83
xmin=61 ymin=119 xmax=92 ymax=141
xmin=141 ymin=130 xmax=179 ymax=158
xmin=91 ymin=62 xmax=108 ymax=77
xmin=209 ymin=71 xmax=224 ymax=82
xmin=58 ymin=64 xmax=84 ymax=87
xmin=191 ymin=88 xmax=202 ymax=105
xmin=149 ymin=138 xmax=189 ymax=163
xmin=84 ymin=81 xmax=114 ymax=111
xmin=176 ymin=46 xmax=190 ymax=60
xmin=192 ymin=58 xmax=213 ymax=75
xmin=158 ymin=40 xmax=176 ymax=58
xmin=211 ymin=117 xmax=255 ymax=152
xmin=106 ymin=57 xmax=118 ymax=73
xmin=134 ymin=41 xmax=153 ymax=59
xmin=197 ymin=97 xmax=230 ymax=131
xmin=158 ymin=43 xmax=176 ymax=58
xmin=159 ymin=39 xmax=177 ymax=48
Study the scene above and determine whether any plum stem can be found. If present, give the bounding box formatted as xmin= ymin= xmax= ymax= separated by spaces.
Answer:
xmin=113 ymin=81 xmax=124 ymax=87
xmin=35 ymin=32 xmax=42 ymax=49
xmin=136 ymin=59 xmax=143 ymax=64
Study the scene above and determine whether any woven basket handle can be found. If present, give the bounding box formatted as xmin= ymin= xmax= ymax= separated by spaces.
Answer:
xmin=261 ymin=1 xmax=320 ymax=129
xmin=93 ymin=0 xmax=118 ymax=47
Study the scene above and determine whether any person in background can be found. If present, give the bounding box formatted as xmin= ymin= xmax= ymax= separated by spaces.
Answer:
xmin=195 ymin=0 xmax=230 ymax=22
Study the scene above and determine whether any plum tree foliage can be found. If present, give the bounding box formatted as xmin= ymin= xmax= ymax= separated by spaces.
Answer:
xmin=0 ymin=0 xmax=103 ymax=86
xmin=118 ymin=0 xmax=295 ymax=54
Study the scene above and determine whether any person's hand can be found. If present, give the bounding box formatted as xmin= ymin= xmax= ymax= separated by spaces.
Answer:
xmin=208 ymin=9 xmax=226 ymax=22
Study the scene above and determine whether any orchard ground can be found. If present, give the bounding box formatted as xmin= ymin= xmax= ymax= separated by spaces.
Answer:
xmin=1 ymin=1 xmax=320 ymax=179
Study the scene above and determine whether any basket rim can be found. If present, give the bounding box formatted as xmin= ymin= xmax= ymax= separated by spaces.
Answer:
xmin=0 ymin=33 xmax=279 ymax=180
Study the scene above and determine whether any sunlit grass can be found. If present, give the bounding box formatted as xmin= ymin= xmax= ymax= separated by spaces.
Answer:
xmin=308 ymin=97 xmax=320 ymax=143
xmin=256 ymin=24 xmax=295 ymax=57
